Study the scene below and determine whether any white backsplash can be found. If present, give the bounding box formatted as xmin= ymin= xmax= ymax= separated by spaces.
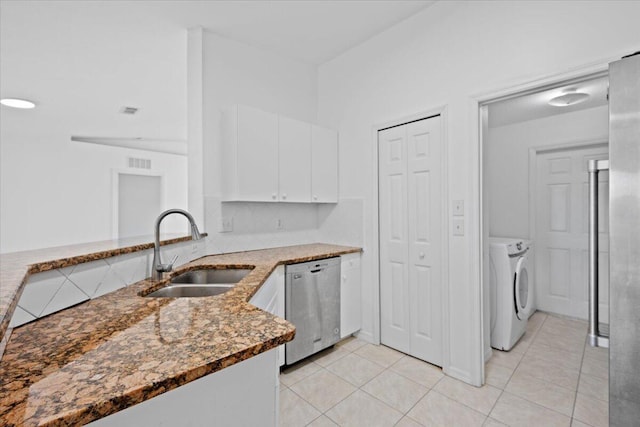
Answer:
xmin=9 ymin=239 xmax=207 ymax=328
xmin=203 ymin=196 xmax=363 ymax=254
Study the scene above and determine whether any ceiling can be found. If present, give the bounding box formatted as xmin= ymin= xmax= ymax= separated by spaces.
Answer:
xmin=488 ymin=75 xmax=609 ymax=128
xmin=0 ymin=0 xmax=436 ymax=66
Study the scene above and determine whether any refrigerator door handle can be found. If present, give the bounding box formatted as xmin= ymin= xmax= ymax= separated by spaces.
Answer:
xmin=588 ymin=159 xmax=610 ymax=348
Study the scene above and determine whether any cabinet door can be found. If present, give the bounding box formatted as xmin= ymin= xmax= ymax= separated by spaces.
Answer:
xmin=278 ymin=116 xmax=311 ymax=202
xmin=311 ymin=125 xmax=338 ymax=203
xmin=340 ymin=253 xmax=361 ymax=338
xmin=237 ymin=105 xmax=279 ymax=201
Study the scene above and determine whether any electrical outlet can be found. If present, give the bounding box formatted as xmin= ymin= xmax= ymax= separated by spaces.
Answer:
xmin=453 ymin=200 xmax=464 ymax=216
xmin=220 ymin=217 xmax=233 ymax=233
xmin=453 ymin=218 xmax=464 ymax=236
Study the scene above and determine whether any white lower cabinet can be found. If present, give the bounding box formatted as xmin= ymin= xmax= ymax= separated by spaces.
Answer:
xmin=340 ymin=253 xmax=362 ymax=338
xmin=250 ymin=265 xmax=285 ymax=366
xmin=88 ymin=349 xmax=278 ymax=427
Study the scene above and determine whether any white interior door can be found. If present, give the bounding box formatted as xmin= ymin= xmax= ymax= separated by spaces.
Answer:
xmin=379 ymin=125 xmax=411 ymax=354
xmin=379 ymin=116 xmax=443 ymax=366
xmin=535 ymin=144 xmax=609 ymax=322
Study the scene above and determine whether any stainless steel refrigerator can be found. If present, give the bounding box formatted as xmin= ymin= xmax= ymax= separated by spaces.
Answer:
xmin=590 ymin=52 xmax=640 ymax=426
xmin=609 ymin=52 xmax=640 ymax=426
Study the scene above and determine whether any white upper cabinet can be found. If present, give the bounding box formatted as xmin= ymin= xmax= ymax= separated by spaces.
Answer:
xmin=278 ymin=116 xmax=311 ymax=202
xmin=222 ymin=105 xmax=338 ymax=203
xmin=222 ymin=105 xmax=279 ymax=201
xmin=311 ymin=125 xmax=338 ymax=203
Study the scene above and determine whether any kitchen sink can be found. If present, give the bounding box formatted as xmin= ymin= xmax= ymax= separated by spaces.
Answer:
xmin=146 ymin=284 xmax=235 ymax=298
xmin=170 ymin=268 xmax=252 ymax=285
xmin=145 ymin=268 xmax=252 ymax=298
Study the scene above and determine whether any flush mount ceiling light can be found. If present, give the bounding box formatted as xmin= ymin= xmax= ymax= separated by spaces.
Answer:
xmin=548 ymin=90 xmax=590 ymax=107
xmin=0 ymin=98 xmax=36 ymax=109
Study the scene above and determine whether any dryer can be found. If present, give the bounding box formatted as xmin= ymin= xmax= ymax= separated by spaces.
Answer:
xmin=489 ymin=237 xmax=534 ymax=351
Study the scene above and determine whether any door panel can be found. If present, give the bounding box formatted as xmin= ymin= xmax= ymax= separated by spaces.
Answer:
xmin=535 ymin=144 xmax=609 ymax=321
xmin=379 ymin=126 xmax=410 ymax=353
xmin=379 ymin=116 xmax=443 ymax=366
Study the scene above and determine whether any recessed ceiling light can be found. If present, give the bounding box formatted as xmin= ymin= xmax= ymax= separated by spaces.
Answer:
xmin=548 ymin=91 xmax=590 ymax=107
xmin=0 ymin=98 xmax=36 ymax=109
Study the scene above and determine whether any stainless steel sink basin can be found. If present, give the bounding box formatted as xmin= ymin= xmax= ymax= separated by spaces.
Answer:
xmin=145 ymin=268 xmax=252 ymax=298
xmin=170 ymin=268 xmax=252 ymax=285
xmin=146 ymin=284 xmax=235 ymax=298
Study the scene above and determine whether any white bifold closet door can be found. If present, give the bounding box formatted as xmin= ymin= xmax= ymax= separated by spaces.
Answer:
xmin=379 ymin=115 xmax=443 ymax=367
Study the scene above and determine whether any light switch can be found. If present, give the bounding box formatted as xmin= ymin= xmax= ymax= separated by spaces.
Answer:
xmin=453 ymin=200 xmax=464 ymax=216
xmin=453 ymin=218 xmax=464 ymax=236
xmin=220 ymin=217 xmax=233 ymax=233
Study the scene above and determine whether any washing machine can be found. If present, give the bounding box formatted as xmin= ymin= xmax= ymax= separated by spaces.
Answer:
xmin=489 ymin=237 xmax=534 ymax=351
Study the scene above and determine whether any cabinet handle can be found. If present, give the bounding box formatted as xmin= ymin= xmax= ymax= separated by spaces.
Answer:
xmin=313 ymin=195 xmax=318 ymax=201
xmin=419 ymin=252 xmax=425 ymax=259
xmin=282 ymin=194 xmax=287 ymax=200
xmin=272 ymin=193 xmax=277 ymax=200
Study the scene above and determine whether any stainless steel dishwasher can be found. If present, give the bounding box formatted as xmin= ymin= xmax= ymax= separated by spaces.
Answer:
xmin=285 ymin=257 xmax=341 ymax=365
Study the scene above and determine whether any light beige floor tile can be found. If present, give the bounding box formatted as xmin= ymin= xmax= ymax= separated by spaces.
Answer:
xmin=290 ymin=369 xmax=356 ymax=412
xmin=526 ymin=342 xmax=583 ymax=371
xmin=573 ymin=393 xmax=609 ymax=427
xmin=325 ymin=390 xmax=403 ymax=427
xmin=512 ymin=330 xmax=534 ymax=353
xmin=483 ymin=418 xmax=508 ymax=427
xmin=484 ymin=360 xmax=513 ymax=389
xmin=516 ymin=353 xmax=580 ymax=390
xmin=280 ymin=359 xmax=322 ymax=387
xmin=395 ymin=416 xmax=424 ymax=427
xmin=325 ymin=353 xmax=385 ymax=387
xmin=390 ymin=355 xmax=444 ymax=389
xmin=527 ymin=311 xmax=547 ymax=333
xmin=490 ymin=392 xmax=571 ymax=427
xmin=534 ymin=330 xmax=586 ymax=355
xmin=361 ymin=370 xmax=429 ymax=413
xmin=543 ymin=314 xmax=588 ymax=332
xmin=578 ymin=373 xmax=609 ymax=402
xmin=335 ymin=336 xmax=368 ymax=353
xmin=279 ymin=387 xmax=321 ymax=427
xmin=489 ymin=348 xmax=524 ymax=370
xmin=310 ymin=346 xmax=351 ymax=367
xmin=571 ymin=419 xmax=594 ymax=427
xmin=433 ymin=376 xmax=501 ymax=415
xmin=407 ymin=391 xmax=486 ymax=427
xmin=583 ymin=343 xmax=609 ymax=364
xmin=307 ymin=415 xmax=338 ymax=427
xmin=505 ymin=369 xmax=575 ymax=416
xmin=354 ymin=344 xmax=404 ymax=368
xmin=580 ymin=355 xmax=609 ymax=380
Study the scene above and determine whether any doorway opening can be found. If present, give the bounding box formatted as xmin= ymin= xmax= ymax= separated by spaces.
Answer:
xmin=479 ymin=71 xmax=610 ymax=382
xmin=112 ymin=170 xmax=164 ymax=239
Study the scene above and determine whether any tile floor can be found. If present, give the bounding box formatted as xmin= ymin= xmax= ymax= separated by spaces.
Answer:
xmin=279 ymin=311 xmax=609 ymax=426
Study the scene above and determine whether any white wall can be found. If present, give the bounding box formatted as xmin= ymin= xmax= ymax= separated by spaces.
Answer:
xmin=317 ymin=0 xmax=640 ymax=384
xmin=0 ymin=2 xmax=189 ymax=253
xmin=198 ymin=31 xmax=323 ymax=253
xmin=486 ymin=105 xmax=609 ymax=239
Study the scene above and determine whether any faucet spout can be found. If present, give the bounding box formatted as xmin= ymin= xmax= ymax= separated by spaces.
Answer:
xmin=152 ymin=209 xmax=203 ymax=281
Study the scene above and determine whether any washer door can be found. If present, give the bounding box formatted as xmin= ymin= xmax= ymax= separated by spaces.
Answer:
xmin=514 ymin=256 xmax=532 ymax=320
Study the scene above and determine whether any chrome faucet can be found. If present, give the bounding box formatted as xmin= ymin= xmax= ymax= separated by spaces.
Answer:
xmin=152 ymin=209 xmax=203 ymax=281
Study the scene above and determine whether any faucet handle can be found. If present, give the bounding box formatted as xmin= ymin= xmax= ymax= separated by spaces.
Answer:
xmin=156 ymin=254 xmax=179 ymax=273
xmin=167 ymin=254 xmax=179 ymax=269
